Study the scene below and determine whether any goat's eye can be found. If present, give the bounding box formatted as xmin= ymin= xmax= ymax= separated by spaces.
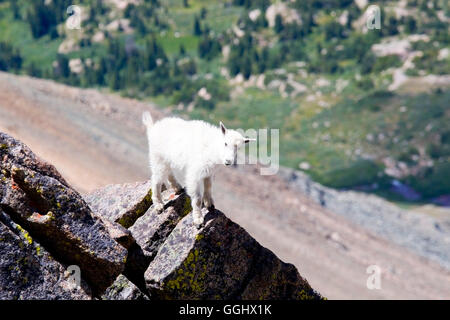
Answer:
xmin=225 ymin=143 xmax=228 ymax=146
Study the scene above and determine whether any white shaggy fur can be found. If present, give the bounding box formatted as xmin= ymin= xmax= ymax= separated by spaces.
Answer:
xmin=142 ymin=111 xmax=252 ymax=227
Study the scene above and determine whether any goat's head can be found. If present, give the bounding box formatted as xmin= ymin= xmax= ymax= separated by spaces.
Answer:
xmin=219 ymin=121 xmax=255 ymax=166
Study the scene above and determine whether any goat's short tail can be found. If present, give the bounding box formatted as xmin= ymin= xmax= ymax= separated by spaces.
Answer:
xmin=142 ymin=111 xmax=154 ymax=128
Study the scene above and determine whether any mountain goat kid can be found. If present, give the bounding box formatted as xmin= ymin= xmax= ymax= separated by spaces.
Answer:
xmin=143 ymin=111 xmax=253 ymax=227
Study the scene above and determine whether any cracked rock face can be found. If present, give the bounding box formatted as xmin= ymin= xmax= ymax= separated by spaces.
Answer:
xmin=84 ymin=181 xmax=152 ymax=228
xmin=90 ymin=188 xmax=192 ymax=293
xmin=0 ymin=132 xmax=127 ymax=296
xmin=144 ymin=209 xmax=321 ymax=300
xmin=102 ymin=275 xmax=148 ymax=300
xmin=125 ymin=192 xmax=191 ymax=283
xmin=0 ymin=210 xmax=91 ymax=300
xmin=89 ymin=175 xmax=321 ymax=300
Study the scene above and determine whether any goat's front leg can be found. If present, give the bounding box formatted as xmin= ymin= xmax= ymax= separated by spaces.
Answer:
xmin=202 ymin=176 xmax=214 ymax=209
xmin=186 ymin=175 xmax=203 ymax=228
xmin=151 ymin=178 xmax=164 ymax=212
xmin=167 ymin=172 xmax=182 ymax=194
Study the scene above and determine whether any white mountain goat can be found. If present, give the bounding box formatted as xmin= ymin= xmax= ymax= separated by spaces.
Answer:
xmin=142 ymin=111 xmax=254 ymax=227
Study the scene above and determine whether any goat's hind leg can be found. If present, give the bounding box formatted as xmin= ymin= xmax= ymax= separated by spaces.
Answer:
xmin=166 ymin=172 xmax=183 ymax=194
xmin=151 ymin=178 xmax=164 ymax=212
xmin=150 ymin=161 xmax=168 ymax=213
xmin=202 ymin=176 xmax=214 ymax=210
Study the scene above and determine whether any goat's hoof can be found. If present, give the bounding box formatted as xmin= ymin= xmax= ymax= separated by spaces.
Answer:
xmin=202 ymin=204 xmax=215 ymax=212
xmin=194 ymin=221 xmax=204 ymax=229
xmin=152 ymin=203 xmax=164 ymax=213
xmin=173 ymin=187 xmax=183 ymax=194
xmin=202 ymin=199 xmax=214 ymax=210
xmin=193 ymin=215 xmax=204 ymax=228
xmin=195 ymin=222 xmax=203 ymax=230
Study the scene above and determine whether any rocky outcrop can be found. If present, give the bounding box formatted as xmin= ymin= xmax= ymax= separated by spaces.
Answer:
xmin=0 ymin=132 xmax=322 ymax=300
xmin=0 ymin=132 xmax=127 ymax=296
xmin=144 ymin=209 xmax=318 ymax=299
xmin=89 ymin=184 xmax=321 ymax=300
xmin=0 ymin=210 xmax=91 ymax=300
xmin=84 ymin=181 xmax=152 ymax=228
xmin=101 ymin=275 xmax=148 ymax=300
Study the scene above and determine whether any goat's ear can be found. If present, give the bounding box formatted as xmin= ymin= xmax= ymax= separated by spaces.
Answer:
xmin=220 ymin=121 xmax=227 ymax=135
xmin=244 ymin=137 xmax=256 ymax=143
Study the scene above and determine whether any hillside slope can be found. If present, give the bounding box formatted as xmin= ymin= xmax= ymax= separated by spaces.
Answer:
xmin=1 ymin=0 xmax=449 ymax=201
xmin=0 ymin=72 xmax=448 ymax=299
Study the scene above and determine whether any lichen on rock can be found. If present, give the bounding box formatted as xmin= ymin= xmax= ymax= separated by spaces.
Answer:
xmin=83 ymin=181 xmax=153 ymax=228
xmin=0 ymin=132 xmax=127 ymax=295
xmin=144 ymin=210 xmax=322 ymax=300
xmin=0 ymin=210 xmax=92 ymax=300
xmin=102 ymin=274 xmax=149 ymax=300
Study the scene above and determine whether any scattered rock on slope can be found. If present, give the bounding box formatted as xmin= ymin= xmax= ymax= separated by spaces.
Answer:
xmin=144 ymin=209 xmax=320 ymax=300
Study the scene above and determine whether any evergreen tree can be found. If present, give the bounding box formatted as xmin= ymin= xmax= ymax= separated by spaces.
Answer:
xmin=241 ymin=55 xmax=252 ymax=79
xmin=193 ymin=16 xmax=202 ymax=35
xmin=404 ymin=16 xmax=417 ymax=34
xmin=0 ymin=42 xmax=22 ymax=72
xmin=200 ymin=7 xmax=207 ymax=19
xmin=27 ymin=1 xmax=56 ymax=38
xmin=109 ymin=70 xmax=122 ymax=90
xmin=274 ymin=14 xmax=284 ymax=33
xmin=96 ymin=57 xmax=107 ymax=85
xmin=179 ymin=44 xmax=186 ymax=56
xmin=385 ymin=15 xmax=399 ymax=35
xmin=11 ymin=0 xmax=20 ymax=19
xmin=55 ymin=54 xmax=70 ymax=78
xmin=25 ymin=63 xmax=42 ymax=78
xmin=198 ymin=36 xmax=221 ymax=60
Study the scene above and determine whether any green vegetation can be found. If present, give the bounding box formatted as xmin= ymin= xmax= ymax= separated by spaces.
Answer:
xmin=0 ymin=0 xmax=449 ymax=202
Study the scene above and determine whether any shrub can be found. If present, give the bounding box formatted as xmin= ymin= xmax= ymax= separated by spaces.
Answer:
xmin=316 ymin=159 xmax=384 ymax=189
xmin=408 ymin=162 xmax=450 ymax=198
xmin=372 ymin=55 xmax=402 ymax=72
xmin=441 ymin=131 xmax=450 ymax=145
xmin=398 ymin=147 xmax=419 ymax=164
xmin=427 ymin=144 xmax=450 ymax=159
xmin=356 ymin=78 xmax=374 ymax=91
xmin=0 ymin=42 xmax=22 ymax=72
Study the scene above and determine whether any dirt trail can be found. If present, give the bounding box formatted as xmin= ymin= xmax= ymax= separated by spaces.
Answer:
xmin=0 ymin=72 xmax=448 ymax=299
